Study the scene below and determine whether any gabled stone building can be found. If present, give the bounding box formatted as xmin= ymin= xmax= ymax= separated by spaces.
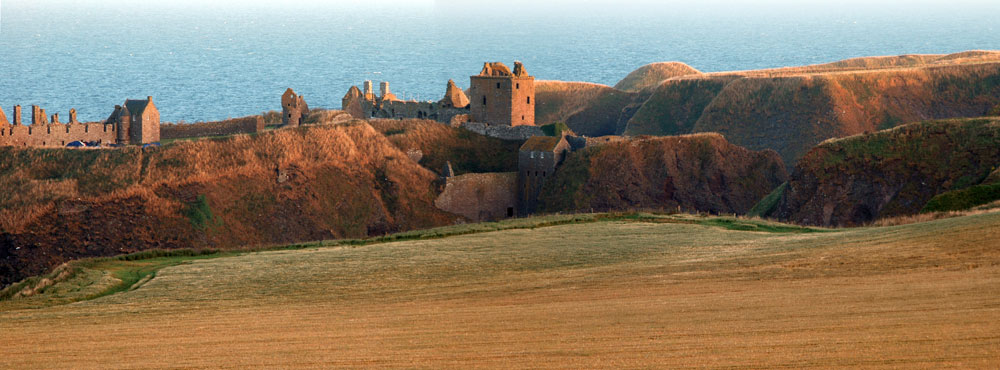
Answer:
xmin=517 ymin=135 xmax=570 ymax=215
xmin=106 ymin=96 xmax=161 ymax=145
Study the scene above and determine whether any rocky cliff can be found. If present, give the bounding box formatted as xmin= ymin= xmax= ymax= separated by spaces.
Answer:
xmin=764 ymin=118 xmax=1000 ymax=226
xmin=538 ymin=133 xmax=787 ymax=214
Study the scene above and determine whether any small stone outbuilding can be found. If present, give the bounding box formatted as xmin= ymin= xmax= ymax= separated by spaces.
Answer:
xmin=518 ymin=135 xmax=570 ymax=215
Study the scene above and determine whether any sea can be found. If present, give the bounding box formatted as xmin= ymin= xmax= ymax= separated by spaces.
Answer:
xmin=1 ymin=0 xmax=998 ymax=123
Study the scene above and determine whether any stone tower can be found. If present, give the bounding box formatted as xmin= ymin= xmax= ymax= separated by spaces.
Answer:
xmin=111 ymin=105 xmax=132 ymax=144
xmin=281 ymin=88 xmax=309 ymax=127
xmin=469 ymin=61 xmax=535 ymax=126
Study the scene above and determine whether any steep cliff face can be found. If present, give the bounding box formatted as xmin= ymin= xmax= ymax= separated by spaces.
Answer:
xmin=0 ymin=120 xmax=461 ymax=287
xmin=538 ymin=51 xmax=1000 ymax=166
xmin=538 ymin=134 xmax=787 ymax=214
xmin=766 ymin=118 xmax=1000 ymax=227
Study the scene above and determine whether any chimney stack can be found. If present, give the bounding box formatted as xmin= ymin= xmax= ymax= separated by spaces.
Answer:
xmin=380 ymin=82 xmax=391 ymax=98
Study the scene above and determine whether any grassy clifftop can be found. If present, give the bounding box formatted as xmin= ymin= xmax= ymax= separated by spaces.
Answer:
xmin=538 ymin=133 xmax=787 ymax=214
xmin=767 ymin=117 xmax=1000 ymax=226
xmin=536 ymin=51 xmax=1000 ymax=165
xmin=613 ymin=62 xmax=702 ymax=92
xmin=0 ymin=119 xmax=524 ymax=287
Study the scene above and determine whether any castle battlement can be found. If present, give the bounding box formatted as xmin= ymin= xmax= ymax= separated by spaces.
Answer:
xmin=0 ymin=97 xmax=160 ymax=148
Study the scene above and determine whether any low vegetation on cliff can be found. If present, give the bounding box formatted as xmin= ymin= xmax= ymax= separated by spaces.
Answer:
xmin=538 ymin=133 xmax=787 ymax=214
xmin=369 ymin=119 xmax=521 ymax=175
xmin=765 ymin=117 xmax=1000 ymax=226
xmin=0 ymin=119 xmax=472 ymax=287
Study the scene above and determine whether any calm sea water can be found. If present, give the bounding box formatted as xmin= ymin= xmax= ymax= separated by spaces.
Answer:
xmin=1 ymin=0 xmax=998 ymax=123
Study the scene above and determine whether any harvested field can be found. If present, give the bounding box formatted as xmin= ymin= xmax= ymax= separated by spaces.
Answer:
xmin=1 ymin=211 xmax=999 ymax=368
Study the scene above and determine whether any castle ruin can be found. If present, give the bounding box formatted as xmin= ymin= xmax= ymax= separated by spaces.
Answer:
xmin=342 ymin=61 xmax=535 ymax=127
xmin=281 ymin=88 xmax=310 ymax=127
xmin=0 ymin=97 xmax=161 ymax=147
xmin=470 ymin=62 xmax=535 ymax=126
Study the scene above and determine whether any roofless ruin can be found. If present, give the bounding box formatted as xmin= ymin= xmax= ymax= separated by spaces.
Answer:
xmin=341 ymin=61 xmax=535 ymax=127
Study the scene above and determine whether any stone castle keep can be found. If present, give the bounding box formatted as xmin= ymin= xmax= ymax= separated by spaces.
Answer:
xmin=0 ymin=97 xmax=160 ymax=147
xmin=342 ymin=61 xmax=535 ymax=127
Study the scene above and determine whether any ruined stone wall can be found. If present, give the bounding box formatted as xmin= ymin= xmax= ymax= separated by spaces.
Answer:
xmin=160 ymin=116 xmax=265 ymax=140
xmin=435 ymin=172 xmax=518 ymax=222
xmin=461 ymin=122 xmax=544 ymax=141
xmin=0 ymin=123 xmax=117 ymax=147
xmin=362 ymin=99 xmax=468 ymax=123
xmin=343 ymin=95 xmax=366 ymax=119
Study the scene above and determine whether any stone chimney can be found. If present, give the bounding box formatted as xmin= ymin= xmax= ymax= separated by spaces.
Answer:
xmin=52 ymin=113 xmax=60 ymax=124
xmin=69 ymin=109 xmax=78 ymax=124
xmin=363 ymin=80 xmax=375 ymax=100
xmin=13 ymin=105 xmax=21 ymax=125
xmin=380 ymin=82 xmax=391 ymax=99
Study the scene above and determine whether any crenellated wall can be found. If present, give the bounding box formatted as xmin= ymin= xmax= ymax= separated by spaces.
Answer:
xmin=0 ymin=122 xmax=117 ymax=147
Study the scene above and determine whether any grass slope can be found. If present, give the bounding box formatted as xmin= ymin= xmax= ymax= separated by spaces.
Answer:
xmin=613 ymin=61 xmax=702 ymax=92
xmin=0 ymin=118 xmax=473 ymax=287
xmin=773 ymin=117 xmax=1000 ymax=226
xmin=1 ymin=211 xmax=998 ymax=368
xmin=538 ymin=134 xmax=787 ymax=215
xmin=528 ymin=51 xmax=1000 ymax=166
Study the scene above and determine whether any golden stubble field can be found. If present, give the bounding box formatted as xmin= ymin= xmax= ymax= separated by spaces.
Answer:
xmin=2 ymin=212 xmax=999 ymax=368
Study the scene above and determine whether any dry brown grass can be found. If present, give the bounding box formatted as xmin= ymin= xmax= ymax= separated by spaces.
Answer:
xmin=535 ymin=80 xmax=621 ymax=124
xmin=0 ymin=120 xmax=462 ymax=286
xmin=2 ymin=211 xmax=998 ymax=368
xmin=613 ymin=61 xmax=702 ymax=92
